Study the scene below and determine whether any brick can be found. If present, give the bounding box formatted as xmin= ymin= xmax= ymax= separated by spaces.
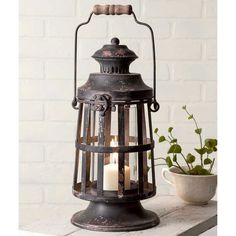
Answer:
xmin=203 ymin=82 xmax=217 ymax=101
xmin=45 ymin=59 xmax=98 ymax=80
xmin=45 ymin=101 xmax=76 ymax=121
xmin=19 ymin=163 xmax=74 ymax=184
xmin=19 ymin=121 xmax=75 ymax=142
xmin=172 ymin=103 xmax=217 ymax=123
xmin=44 ymin=185 xmax=77 ymax=203
xmin=205 ymin=0 xmax=217 ymax=18
xmin=19 ymin=143 xmax=44 ymax=162
xmin=130 ymin=61 xmax=169 ymax=81
xmin=45 ymin=18 xmax=107 ymax=38
xmin=19 ymin=101 xmax=44 ymax=121
xmin=19 ymin=38 xmax=73 ymax=58
xmin=157 ymin=82 xmax=201 ymax=102
xmin=45 ymin=59 xmax=73 ymax=80
xmin=19 ymin=18 xmax=44 ymax=37
xmin=144 ymin=0 xmax=202 ymax=18
xmin=19 ymin=0 xmax=75 ymax=16
xmin=78 ymin=39 xmax=108 ymax=59
xmin=45 ymin=143 xmax=74 ymax=162
xmin=154 ymin=123 xmax=216 ymax=143
xmin=19 ymin=59 xmax=44 ymax=79
xmin=173 ymin=62 xmax=216 ymax=80
xmin=76 ymin=0 xmax=140 ymax=17
xmin=19 ymin=185 xmax=43 ymax=203
xmin=174 ymin=20 xmax=216 ymax=38
xmin=142 ymin=40 xmax=202 ymax=60
xmin=151 ymin=104 xmax=170 ymax=123
xmin=110 ymin=18 xmax=170 ymax=39
xmin=206 ymin=40 xmax=217 ymax=59
xmin=19 ymin=80 xmax=71 ymax=100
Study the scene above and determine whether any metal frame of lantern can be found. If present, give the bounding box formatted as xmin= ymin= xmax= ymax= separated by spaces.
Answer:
xmin=71 ymin=5 xmax=160 ymax=232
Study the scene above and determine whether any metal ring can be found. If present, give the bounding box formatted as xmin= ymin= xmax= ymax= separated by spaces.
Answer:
xmin=149 ymin=100 xmax=160 ymax=112
xmin=76 ymin=141 xmax=154 ymax=153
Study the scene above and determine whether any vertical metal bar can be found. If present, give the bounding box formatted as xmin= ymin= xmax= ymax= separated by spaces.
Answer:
xmin=104 ymin=109 xmax=111 ymax=165
xmin=97 ymin=112 xmax=105 ymax=196
xmin=118 ymin=105 xmax=125 ymax=196
xmin=91 ymin=110 xmax=96 ymax=182
xmin=81 ymin=104 xmax=90 ymax=193
xmin=124 ymin=106 xmax=130 ymax=166
xmin=86 ymin=119 xmax=91 ymax=187
xmin=137 ymin=104 xmax=144 ymax=194
xmin=73 ymin=103 xmax=83 ymax=187
xmin=142 ymin=105 xmax=148 ymax=187
xmin=148 ymin=103 xmax=156 ymax=192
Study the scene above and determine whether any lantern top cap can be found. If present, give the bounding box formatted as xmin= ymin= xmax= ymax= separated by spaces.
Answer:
xmin=92 ymin=37 xmax=138 ymax=60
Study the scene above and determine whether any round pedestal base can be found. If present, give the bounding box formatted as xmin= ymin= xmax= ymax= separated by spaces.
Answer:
xmin=71 ymin=201 xmax=160 ymax=232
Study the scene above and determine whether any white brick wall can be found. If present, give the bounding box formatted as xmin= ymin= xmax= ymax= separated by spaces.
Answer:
xmin=19 ymin=0 xmax=217 ymax=231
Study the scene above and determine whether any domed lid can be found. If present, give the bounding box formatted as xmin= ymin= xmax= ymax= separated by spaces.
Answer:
xmin=92 ymin=37 xmax=138 ymax=59
xmin=92 ymin=37 xmax=138 ymax=74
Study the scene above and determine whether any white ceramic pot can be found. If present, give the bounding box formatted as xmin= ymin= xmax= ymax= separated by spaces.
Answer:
xmin=162 ymin=166 xmax=217 ymax=205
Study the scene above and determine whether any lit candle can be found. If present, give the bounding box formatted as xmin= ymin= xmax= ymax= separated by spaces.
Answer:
xmin=103 ymin=139 xmax=130 ymax=191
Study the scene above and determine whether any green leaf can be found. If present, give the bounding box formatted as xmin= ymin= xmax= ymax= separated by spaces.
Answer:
xmin=148 ymin=152 xmax=152 ymax=160
xmin=182 ymin=105 xmax=186 ymax=110
xmin=186 ymin=153 xmax=196 ymax=163
xmin=187 ymin=165 xmax=211 ymax=175
xmin=173 ymin=155 xmax=177 ymax=162
xmin=194 ymin=147 xmax=207 ymax=155
xmin=213 ymin=147 xmax=217 ymax=152
xmin=205 ymin=139 xmax=217 ymax=148
xmin=170 ymin=138 xmax=177 ymax=143
xmin=195 ymin=128 xmax=202 ymax=134
xmin=204 ymin=158 xmax=212 ymax=165
xmin=159 ymin=136 xmax=166 ymax=143
xmin=165 ymin=156 xmax=173 ymax=168
xmin=168 ymin=144 xmax=182 ymax=154
xmin=154 ymin=128 xmax=159 ymax=134
xmin=147 ymin=166 xmax=150 ymax=172
xmin=188 ymin=115 xmax=193 ymax=120
xmin=206 ymin=148 xmax=213 ymax=154
xmin=187 ymin=165 xmax=202 ymax=175
xmin=199 ymin=168 xmax=211 ymax=175
xmin=168 ymin=127 xmax=173 ymax=132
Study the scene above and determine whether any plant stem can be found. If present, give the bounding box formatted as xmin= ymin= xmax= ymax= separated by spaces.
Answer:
xmin=180 ymin=153 xmax=191 ymax=170
xmin=174 ymin=163 xmax=187 ymax=174
xmin=184 ymin=108 xmax=204 ymax=167
xmin=167 ymin=132 xmax=191 ymax=171
xmin=209 ymin=158 xmax=215 ymax=173
xmin=154 ymin=164 xmax=168 ymax=166
xmin=170 ymin=131 xmax=175 ymax=140
xmin=154 ymin=157 xmax=166 ymax=161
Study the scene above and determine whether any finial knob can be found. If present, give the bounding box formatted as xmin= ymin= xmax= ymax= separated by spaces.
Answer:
xmin=111 ymin=37 xmax=120 ymax=45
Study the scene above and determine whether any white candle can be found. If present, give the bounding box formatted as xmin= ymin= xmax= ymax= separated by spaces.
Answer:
xmin=103 ymin=139 xmax=131 ymax=191
xmin=104 ymin=163 xmax=130 ymax=191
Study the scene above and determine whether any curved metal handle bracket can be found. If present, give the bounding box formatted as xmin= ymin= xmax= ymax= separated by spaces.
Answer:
xmin=73 ymin=8 xmax=160 ymax=112
xmin=131 ymin=12 xmax=159 ymax=112
xmin=72 ymin=12 xmax=94 ymax=109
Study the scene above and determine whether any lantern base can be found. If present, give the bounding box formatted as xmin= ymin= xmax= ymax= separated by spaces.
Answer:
xmin=71 ymin=201 xmax=160 ymax=232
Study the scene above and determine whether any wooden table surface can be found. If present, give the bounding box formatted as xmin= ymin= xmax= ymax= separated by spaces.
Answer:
xmin=20 ymin=195 xmax=217 ymax=236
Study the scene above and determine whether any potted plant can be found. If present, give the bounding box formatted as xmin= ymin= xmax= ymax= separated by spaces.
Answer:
xmin=152 ymin=105 xmax=217 ymax=205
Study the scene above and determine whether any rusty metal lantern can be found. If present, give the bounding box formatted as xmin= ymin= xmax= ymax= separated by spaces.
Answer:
xmin=71 ymin=5 xmax=160 ymax=232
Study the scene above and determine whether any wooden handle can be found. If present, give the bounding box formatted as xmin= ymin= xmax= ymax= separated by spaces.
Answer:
xmin=93 ymin=5 xmax=133 ymax=15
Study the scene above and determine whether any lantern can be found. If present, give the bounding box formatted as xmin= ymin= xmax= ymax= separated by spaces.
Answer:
xmin=71 ymin=5 xmax=160 ymax=232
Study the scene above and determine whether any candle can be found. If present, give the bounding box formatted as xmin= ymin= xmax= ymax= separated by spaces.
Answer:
xmin=103 ymin=139 xmax=131 ymax=191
